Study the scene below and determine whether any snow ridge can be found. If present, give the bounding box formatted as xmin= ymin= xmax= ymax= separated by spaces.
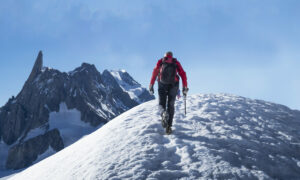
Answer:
xmin=10 ymin=94 xmax=300 ymax=180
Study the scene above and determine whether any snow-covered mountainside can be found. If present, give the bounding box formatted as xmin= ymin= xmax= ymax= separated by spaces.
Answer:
xmin=102 ymin=69 xmax=151 ymax=104
xmin=10 ymin=94 xmax=300 ymax=180
xmin=109 ymin=70 xmax=149 ymax=103
xmin=0 ymin=51 xmax=154 ymax=175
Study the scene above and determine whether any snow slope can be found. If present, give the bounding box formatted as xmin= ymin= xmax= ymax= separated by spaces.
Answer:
xmin=9 ymin=94 xmax=300 ymax=180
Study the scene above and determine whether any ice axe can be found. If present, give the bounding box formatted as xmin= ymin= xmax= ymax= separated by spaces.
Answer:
xmin=183 ymin=87 xmax=188 ymax=116
xmin=184 ymin=94 xmax=187 ymax=116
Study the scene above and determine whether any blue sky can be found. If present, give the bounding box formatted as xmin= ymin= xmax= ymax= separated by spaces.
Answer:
xmin=0 ymin=0 xmax=300 ymax=109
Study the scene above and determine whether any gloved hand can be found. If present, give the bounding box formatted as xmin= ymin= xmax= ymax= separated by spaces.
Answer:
xmin=182 ymin=87 xmax=189 ymax=97
xmin=149 ymin=84 xmax=154 ymax=95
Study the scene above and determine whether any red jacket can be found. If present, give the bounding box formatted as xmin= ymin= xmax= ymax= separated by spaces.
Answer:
xmin=150 ymin=57 xmax=187 ymax=87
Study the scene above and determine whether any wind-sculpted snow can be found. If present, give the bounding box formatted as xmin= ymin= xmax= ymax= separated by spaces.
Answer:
xmin=10 ymin=94 xmax=300 ymax=180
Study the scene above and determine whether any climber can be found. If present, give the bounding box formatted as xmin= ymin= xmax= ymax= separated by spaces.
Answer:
xmin=149 ymin=51 xmax=188 ymax=134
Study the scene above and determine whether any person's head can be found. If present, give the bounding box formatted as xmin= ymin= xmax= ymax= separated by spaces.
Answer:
xmin=164 ymin=51 xmax=173 ymax=58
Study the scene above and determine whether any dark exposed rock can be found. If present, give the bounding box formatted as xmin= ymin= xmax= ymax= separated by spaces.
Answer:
xmin=26 ymin=50 xmax=43 ymax=84
xmin=6 ymin=129 xmax=64 ymax=170
xmin=102 ymin=70 xmax=139 ymax=109
xmin=0 ymin=51 xmax=154 ymax=170
xmin=0 ymin=99 xmax=27 ymax=145
xmin=103 ymin=69 xmax=154 ymax=103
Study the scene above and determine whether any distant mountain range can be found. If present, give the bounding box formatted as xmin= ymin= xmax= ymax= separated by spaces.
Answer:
xmin=0 ymin=51 xmax=154 ymax=173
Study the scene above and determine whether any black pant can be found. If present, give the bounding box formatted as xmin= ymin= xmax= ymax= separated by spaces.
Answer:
xmin=158 ymin=81 xmax=179 ymax=127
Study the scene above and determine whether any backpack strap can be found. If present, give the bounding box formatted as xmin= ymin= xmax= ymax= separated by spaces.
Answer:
xmin=172 ymin=58 xmax=177 ymax=67
xmin=159 ymin=58 xmax=168 ymax=67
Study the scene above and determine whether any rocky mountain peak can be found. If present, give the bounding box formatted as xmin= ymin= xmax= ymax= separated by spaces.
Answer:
xmin=0 ymin=52 xmax=154 ymax=172
xmin=69 ymin=63 xmax=99 ymax=77
xmin=27 ymin=51 xmax=43 ymax=83
xmin=80 ymin=62 xmax=95 ymax=69
xmin=76 ymin=63 xmax=97 ymax=73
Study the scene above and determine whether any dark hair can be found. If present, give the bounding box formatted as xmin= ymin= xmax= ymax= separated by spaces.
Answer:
xmin=165 ymin=51 xmax=173 ymax=57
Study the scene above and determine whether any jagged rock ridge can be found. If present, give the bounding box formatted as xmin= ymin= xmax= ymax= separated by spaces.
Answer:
xmin=0 ymin=51 xmax=154 ymax=171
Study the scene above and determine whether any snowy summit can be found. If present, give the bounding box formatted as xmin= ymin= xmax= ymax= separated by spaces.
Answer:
xmin=10 ymin=94 xmax=300 ymax=180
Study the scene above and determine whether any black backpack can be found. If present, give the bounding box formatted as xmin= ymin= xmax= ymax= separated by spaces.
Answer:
xmin=159 ymin=58 xmax=178 ymax=84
